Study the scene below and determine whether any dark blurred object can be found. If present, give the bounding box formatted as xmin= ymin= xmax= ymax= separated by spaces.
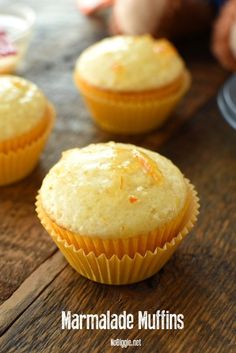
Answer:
xmin=112 ymin=0 xmax=214 ymax=38
xmin=218 ymin=75 xmax=236 ymax=129
xmin=77 ymin=0 xmax=236 ymax=72
xmin=212 ymin=0 xmax=228 ymax=11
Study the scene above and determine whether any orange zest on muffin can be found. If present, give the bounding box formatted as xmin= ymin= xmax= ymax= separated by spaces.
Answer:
xmin=74 ymin=35 xmax=191 ymax=134
xmin=36 ymin=142 xmax=199 ymax=284
xmin=0 ymin=75 xmax=55 ymax=185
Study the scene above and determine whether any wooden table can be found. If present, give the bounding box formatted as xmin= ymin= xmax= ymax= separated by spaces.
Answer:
xmin=0 ymin=1 xmax=235 ymax=352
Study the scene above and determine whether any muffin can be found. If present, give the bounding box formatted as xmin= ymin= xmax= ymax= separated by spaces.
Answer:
xmin=36 ymin=142 xmax=199 ymax=284
xmin=74 ymin=35 xmax=191 ymax=134
xmin=0 ymin=75 xmax=55 ymax=185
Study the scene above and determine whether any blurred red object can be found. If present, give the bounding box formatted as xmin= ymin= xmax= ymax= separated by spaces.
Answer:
xmin=0 ymin=29 xmax=17 ymax=57
xmin=77 ymin=0 xmax=114 ymax=15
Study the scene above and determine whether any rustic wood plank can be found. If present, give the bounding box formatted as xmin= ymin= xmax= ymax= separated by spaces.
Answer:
xmin=1 ymin=97 xmax=235 ymax=353
xmin=0 ymin=251 xmax=67 ymax=335
xmin=0 ymin=0 xmax=228 ymax=305
xmin=0 ymin=1 xmax=235 ymax=352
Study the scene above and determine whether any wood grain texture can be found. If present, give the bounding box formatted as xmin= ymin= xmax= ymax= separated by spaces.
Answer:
xmin=0 ymin=0 xmax=235 ymax=352
xmin=0 ymin=252 xmax=67 ymax=335
xmin=1 ymin=96 xmax=235 ymax=353
xmin=0 ymin=0 xmax=228 ymax=304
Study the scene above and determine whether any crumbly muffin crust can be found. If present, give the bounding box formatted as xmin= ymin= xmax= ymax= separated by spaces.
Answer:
xmin=40 ymin=142 xmax=188 ymax=239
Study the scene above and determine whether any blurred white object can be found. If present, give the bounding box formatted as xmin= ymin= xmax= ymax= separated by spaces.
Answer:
xmin=0 ymin=4 xmax=35 ymax=74
xmin=218 ymin=75 xmax=236 ymax=130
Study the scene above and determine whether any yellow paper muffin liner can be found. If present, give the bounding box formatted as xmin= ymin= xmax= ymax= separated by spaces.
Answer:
xmin=0 ymin=103 xmax=55 ymax=186
xmin=0 ymin=111 xmax=49 ymax=154
xmin=74 ymin=70 xmax=191 ymax=134
xmin=36 ymin=181 xmax=199 ymax=285
xmin=0 ymin=63 xmax=16 ymax=75
xmin=36 ymin=179 xmax=198 ymax=258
